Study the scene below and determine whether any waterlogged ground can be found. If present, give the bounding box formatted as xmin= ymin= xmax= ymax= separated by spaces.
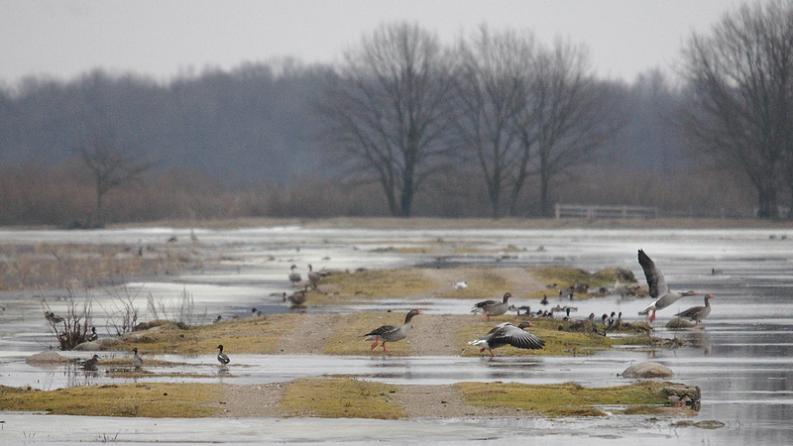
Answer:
xmin=1 ymin=225 xmax=792 ymax=444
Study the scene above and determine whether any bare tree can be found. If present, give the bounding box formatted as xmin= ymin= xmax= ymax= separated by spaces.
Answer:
xmin=453 ymin=27 xmax=535 ymax=218
xmin=79 ymin=135 xmax=153 ymax=226
xmin=515 ymin=40 xmax=622 ymax=216
xmin=681 ymin=0 xmax=793 ymax=218
xmin=318 ymin=23 xmax=457 ymax=217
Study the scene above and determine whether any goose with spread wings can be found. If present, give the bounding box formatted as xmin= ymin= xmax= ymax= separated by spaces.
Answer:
xmin=468 ymin=322 xmax=545 ymax=357
xmin=637 ymin=249 xmax=697 ymax=322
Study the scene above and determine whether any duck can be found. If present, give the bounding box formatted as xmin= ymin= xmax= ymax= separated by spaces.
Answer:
xmin=82 ymin=354 xmax=99 ymax=371
xmin=637 ymin=250 xmax=699 ymax=322
xmin=468 ymin=322 xmax=545 ymax=357
xmin=45 ymin=311 xmax=64 ymax=324
xmin=363 ymin=309 xmax=421 ymax=352
xmin=674 ymin=294 xmax=714 ymax=324
xmin=213 ymin=315 xmax=222 ymax=324
xmin=540 ymin=295 xmax=549 ymax=306
xmin=87 ymin=326 xmax=98 ymax=342
xmin=131 ymin=347 xmax=143 ymax=369
xmin=471 ymin=293 xmax=512 ymax=320
xmin=217 ymin=344 xmax=230 ymax=365
xmin=289 ymin=264 xmax=302 ymax=287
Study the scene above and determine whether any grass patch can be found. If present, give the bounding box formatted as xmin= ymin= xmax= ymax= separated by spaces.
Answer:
xmin=436 ymin=269 xmax=511 ymax=299
xmin=101 ymin=315 xmax=300 ymax=354
xmin=323 ymin=312 xmax=414 ymax=355
xmin=455 ymin=381 xmax=668 ymax=417
xmin=318 ymin=268 xmax=436 ymax=299
xmin=279 ymin=377 xmax=404 ymax=419
xmin=0 ymin=383 xmax=219 ymax=417
xmin=533 ymin=266 xmax=636 ymax=298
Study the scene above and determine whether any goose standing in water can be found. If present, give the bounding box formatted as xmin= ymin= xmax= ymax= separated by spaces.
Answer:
xmin=364 ymin=309 xmax=421 ymax=352
xmin=471 ymin=293 xmax=512 ymax=320
xmin=468 ymin=322 xmax=545 ymax=357
xmin=637 ymin=250 xmax=698 ymax=323
xmin=675 ymin=294 xmax=715 ymax=324
xmin=131 ymin=347 xmax=143 ymax=369
xmin=82 ymin=354 xmax=99 ymax=371
xmin=289 ymin=265 xmax=302 ymax=287
xmin=216 ymin=345 xmax=230 ymax=365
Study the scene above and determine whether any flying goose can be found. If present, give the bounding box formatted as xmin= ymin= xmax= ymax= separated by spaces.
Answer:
xmin=131 ymin=347 xmax=143 ymax=369
xmin=472 ymin=293 xmax=512 ymax=320
xmin=217 ymin=344 xmax=230 ymax=365
xmin=363 ymin=309 xmax=421 ymax=352
xmin=637 ymin=250 xmax=698 ymax=322
xmin=675 ymin=294 xmax=714 ymax=324
xmin=468 ymin=322 xmax=545 ymax=357
xmin=289 ymin=265 xmax=302 ymax=286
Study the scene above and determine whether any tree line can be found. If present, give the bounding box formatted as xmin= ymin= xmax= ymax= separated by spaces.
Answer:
xmin=1 ymin=0 xmax=792 ymax=223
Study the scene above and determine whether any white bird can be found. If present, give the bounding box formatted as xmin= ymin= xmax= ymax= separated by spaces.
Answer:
xmin=637 ymin=250 xmax=698 ymax=322
xmin=454 ymin=281 xmax=469 ymax=290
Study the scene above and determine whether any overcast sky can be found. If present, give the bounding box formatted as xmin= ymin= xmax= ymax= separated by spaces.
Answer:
xmin=0 ymin=0 xmax=745 ymax=84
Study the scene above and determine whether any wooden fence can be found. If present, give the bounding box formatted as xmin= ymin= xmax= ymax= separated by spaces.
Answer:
xmin=554 ymin=203 xmax=658 ymax=219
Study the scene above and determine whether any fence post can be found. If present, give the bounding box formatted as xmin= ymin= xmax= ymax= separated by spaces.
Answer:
xmin=555 ymin=204 xmax=560 ymax=219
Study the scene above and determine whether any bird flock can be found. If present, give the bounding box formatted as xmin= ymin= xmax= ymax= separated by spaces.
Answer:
xmin=67 ymin=249 xmax=713 ymax=371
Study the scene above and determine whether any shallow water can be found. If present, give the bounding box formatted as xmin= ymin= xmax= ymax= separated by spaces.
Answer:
xmin=1 ymin=226 xmax=793 ymax=444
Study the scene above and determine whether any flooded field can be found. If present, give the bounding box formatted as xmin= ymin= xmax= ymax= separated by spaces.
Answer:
xmin=1 ymin=226 xmax=792 ymax=444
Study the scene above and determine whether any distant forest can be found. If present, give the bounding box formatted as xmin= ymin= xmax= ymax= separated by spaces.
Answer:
xmin=2 ymin=4 xmax=787 ymax=224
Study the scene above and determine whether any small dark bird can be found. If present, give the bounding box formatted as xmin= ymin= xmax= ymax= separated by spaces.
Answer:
xmin=87 ymin=326 xmax=98 ymax=342
xmin=541 ymin=295 xmax=549 ymax=306
xmin=217 ymin=344 xmax=230 ymax=365
xmin=45 ymin=311 xmax=64 ymax=324
xmin=213 ymin=315 xmax=222 ymax=324
xmin=83 ymin=354 xmax=100 ymax=371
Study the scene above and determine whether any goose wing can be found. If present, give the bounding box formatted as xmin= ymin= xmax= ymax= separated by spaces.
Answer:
xmin=364 ymin=325 xmax=398 ymax=337
xmin=474 ymin=299 xmax=497 ymax=309
xmin=490 ymin=324 xmax=545 ymax=350
xmin=638 ymin=250 xmax=668 ymax=298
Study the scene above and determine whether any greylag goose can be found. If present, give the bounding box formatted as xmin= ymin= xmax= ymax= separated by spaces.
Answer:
xmin=637 ymin=250 xmax=698 ymax=322
xmin=82 ymin=354 xmax=99 ymax=371
xmin=363 ymin=309 xmax=421 ymax=352
xmin=675 ymin=294 xmax=714 ymax=324
xmin=87 ymin=326 xmax=98 ymax=342
xmin=468 ymin=322 xmax=545 ymax=357
xmin=283 ymin=287 xmax=308 ymax=306
xmin=289 ymin=265 xmax=302 ymax=287
xmin=131 ymin=347 xmax=143 ymax=369
xmin=472 ymin=293 xmax=512 ymax=320
xmin=217 ymin=344 xmax=230 ymax=365
xmin=308 ymin=264 xmax=321 ymax=290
